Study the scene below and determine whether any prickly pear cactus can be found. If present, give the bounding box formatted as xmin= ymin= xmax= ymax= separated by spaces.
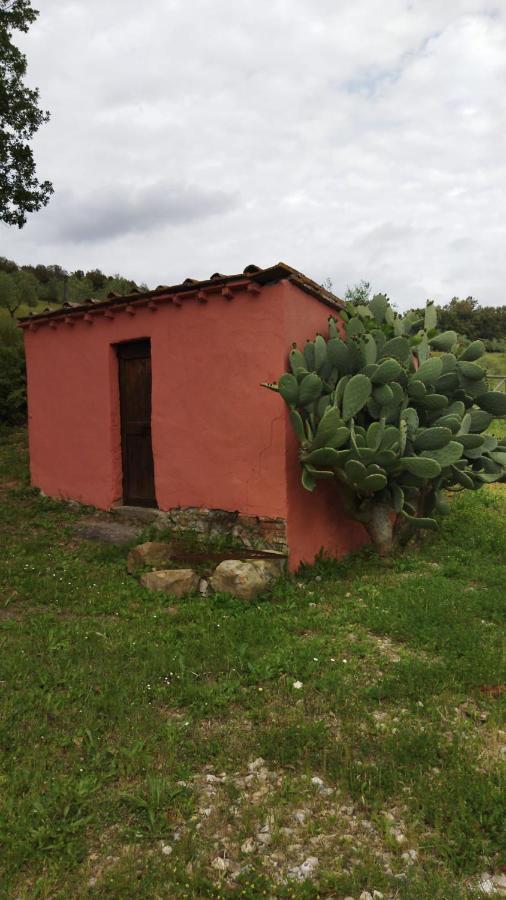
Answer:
xmin=263 ymin=295 xmax=506 ymax=555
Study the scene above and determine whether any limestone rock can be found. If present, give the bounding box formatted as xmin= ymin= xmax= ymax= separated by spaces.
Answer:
xmin=140 ymin=568 xmax=198 ymax=597
xmin=127 ymin=541 xmax=173 ymax=573
xmin=210 ymin=558 xmax=283 ymax=600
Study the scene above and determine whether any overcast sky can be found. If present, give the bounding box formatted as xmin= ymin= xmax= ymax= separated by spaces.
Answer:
xmin=3 ymin=0 xmax=506 ymax=307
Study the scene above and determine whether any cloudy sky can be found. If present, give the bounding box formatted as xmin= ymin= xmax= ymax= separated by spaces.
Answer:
xmin=3 ymin=0 xmax=506 ymax=307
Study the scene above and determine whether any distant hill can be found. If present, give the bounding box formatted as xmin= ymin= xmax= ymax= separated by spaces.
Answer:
xmin=0 ymin=257 xmax=148 ymax=320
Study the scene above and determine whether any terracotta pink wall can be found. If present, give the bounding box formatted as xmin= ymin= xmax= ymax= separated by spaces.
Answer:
xmin=24 ymin=284 xmax=290 ymax=516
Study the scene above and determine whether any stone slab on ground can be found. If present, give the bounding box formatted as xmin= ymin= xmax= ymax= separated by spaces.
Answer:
xmin=111 ymin=505 xmax=161 ymax=525
xmin=74 ymin=518 xmax=143 ymax=545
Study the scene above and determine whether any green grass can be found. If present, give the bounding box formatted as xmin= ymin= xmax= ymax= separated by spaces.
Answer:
xmin=483 ymin=351 xmax=506 ymax=378
xmin=0 ymin=429 xmax=505 ymax=898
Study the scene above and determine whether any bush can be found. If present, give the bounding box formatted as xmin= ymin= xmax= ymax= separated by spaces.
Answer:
xmin=0 ymin=316 xmax=26 ymax=425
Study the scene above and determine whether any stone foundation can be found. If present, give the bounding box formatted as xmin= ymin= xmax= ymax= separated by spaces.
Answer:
xmin=154 ymin=507 xmax=288 ymax=554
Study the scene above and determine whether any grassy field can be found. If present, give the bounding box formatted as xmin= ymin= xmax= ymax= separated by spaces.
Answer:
xmin=484 ymin=352 xmax=506 ymax=380
xmin=0 ymin=429 xmax=505 ymax=899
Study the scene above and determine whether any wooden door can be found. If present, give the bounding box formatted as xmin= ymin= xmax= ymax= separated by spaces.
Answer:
xmin=117 ymin=340 xmax=156 ymax=507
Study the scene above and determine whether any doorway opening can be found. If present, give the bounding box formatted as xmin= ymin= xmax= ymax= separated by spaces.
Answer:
xmin=117 ymin=339 xmax=157 ymax=507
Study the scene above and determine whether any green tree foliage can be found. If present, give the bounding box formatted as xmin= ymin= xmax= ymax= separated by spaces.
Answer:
xmin=0 ymin=268 xmax=38 ymax=316
xmin=0 ymin=315 xmax=25 ymax=423
xmin=0 ymin=0 xmax=53 ymax=227
xmin=438 ymin=297 xmax=506 ymax=346
xmin=264 ymin=296 xmax=506 ymax=555
xmin=345 ymin=279 xmax=372 ymax=306
xmin=0 ymin=257 xmax=147 ymax=423
xmin=0 ymin=257 xmax=145 ymax=311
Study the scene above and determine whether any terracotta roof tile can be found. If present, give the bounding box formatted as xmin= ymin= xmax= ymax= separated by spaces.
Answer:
xmin=19 ymin=262 xmax=344 ymax=326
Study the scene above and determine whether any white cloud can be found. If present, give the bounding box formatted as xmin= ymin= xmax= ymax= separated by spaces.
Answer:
xmin=2 ymin=0 xmax=505 ymax=306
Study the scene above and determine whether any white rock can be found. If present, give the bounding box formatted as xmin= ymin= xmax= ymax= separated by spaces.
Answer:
xmin=289 ymin=856 xmax=319 ymax=881
xmin=211 ymin=857 xmax=230 ymax=872
xmin=248 ymin=757 xmax=266 ymax=772
xmin=161 ymin=844 xmax=173 ymax=856
xmin=210 ymin=559 xmax=282 ymax=600
xmin=311 ymin=775 xmax=333 ymax=795
xmin=241 ymin=837 xmax=256 ymax=854
xmin=477 ymin=877 xmax=494 ymax=895
xmin=199 ymin=578 xmax=209 ymax=596
xmin=257 ymin=832 xmax=272 ymax=845
xmin=373 ymin=892 xmax=384 ymax=899
xmin=300 ymin=856 xmax=319 ymax=876
xmin=359 ymin=892 xmax=374 ymax=900
xmin=293 ymin=810 xmax=306 ymax=824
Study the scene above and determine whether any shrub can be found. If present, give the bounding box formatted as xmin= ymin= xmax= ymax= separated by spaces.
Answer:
xmin=0 ymin=317 xmax=26 ymax=425
xmin=264 ymin=295 xmax=506 ymax=555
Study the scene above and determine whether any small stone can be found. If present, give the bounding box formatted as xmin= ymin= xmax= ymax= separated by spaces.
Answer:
xmin=373 ymin=893 xmax=384 ymax=899
xmin=161 ymin=844 xmax=173 ymax=856
xmin=211 ymin=857 xmax=230 ymax=872
xmin=293 ymin=680 xmax=303 ymax=690
xmin=140 ymin=568 xmax=199 ymax=597
xmin=359 ymin=892 xmax=374 ymax=900
xmin=248 ymin=757 xmax=266 ymax=772
xmin=199 ymin=578 xmax=209 ymax=596
xmin=293 ymin=810 xmax=306 ymax=824
xmin=310 ymin=775 xmax=333 ymax=795
xmin=477 ymin=876 xmax=495 ymax=895
xmin=288 ymin=856 xmax=319 ymax=881
xmin=241 ymin=837 xmax=256 ymax=853
xmin=257 ymin=831 xmax=272 ymax=845
xmin=127 ymin=541 xmax=173 ymax=573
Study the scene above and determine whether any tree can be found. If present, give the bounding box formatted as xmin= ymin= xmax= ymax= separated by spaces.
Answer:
xmin=345 ymin=279 xmax=371 ymax=306
xmin=0 ymin=314 xmax=25 ymax=423
xmin=264 ymin=296 xmax=506 ymax=556
xmin=0 ymin=267 xmax=38 ymax=316
xmin=0 ymin=0 xmax=53 ymax=227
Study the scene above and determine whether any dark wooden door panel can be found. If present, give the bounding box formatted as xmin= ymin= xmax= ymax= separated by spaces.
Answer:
xmin=117 ymin=340 xmax=156 ymax=507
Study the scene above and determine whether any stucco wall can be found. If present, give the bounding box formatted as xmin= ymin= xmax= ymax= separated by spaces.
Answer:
xmin=24 ymin=283 xmax=290 ymax=516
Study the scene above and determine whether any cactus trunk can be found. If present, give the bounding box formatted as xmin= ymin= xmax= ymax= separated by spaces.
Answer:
xmin=361 ymin=502 xmax=394 ymax=557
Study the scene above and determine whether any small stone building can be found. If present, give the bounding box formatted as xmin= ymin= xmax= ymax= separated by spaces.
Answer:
xmin=20 ymin=263 xmax=368 ymax=569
